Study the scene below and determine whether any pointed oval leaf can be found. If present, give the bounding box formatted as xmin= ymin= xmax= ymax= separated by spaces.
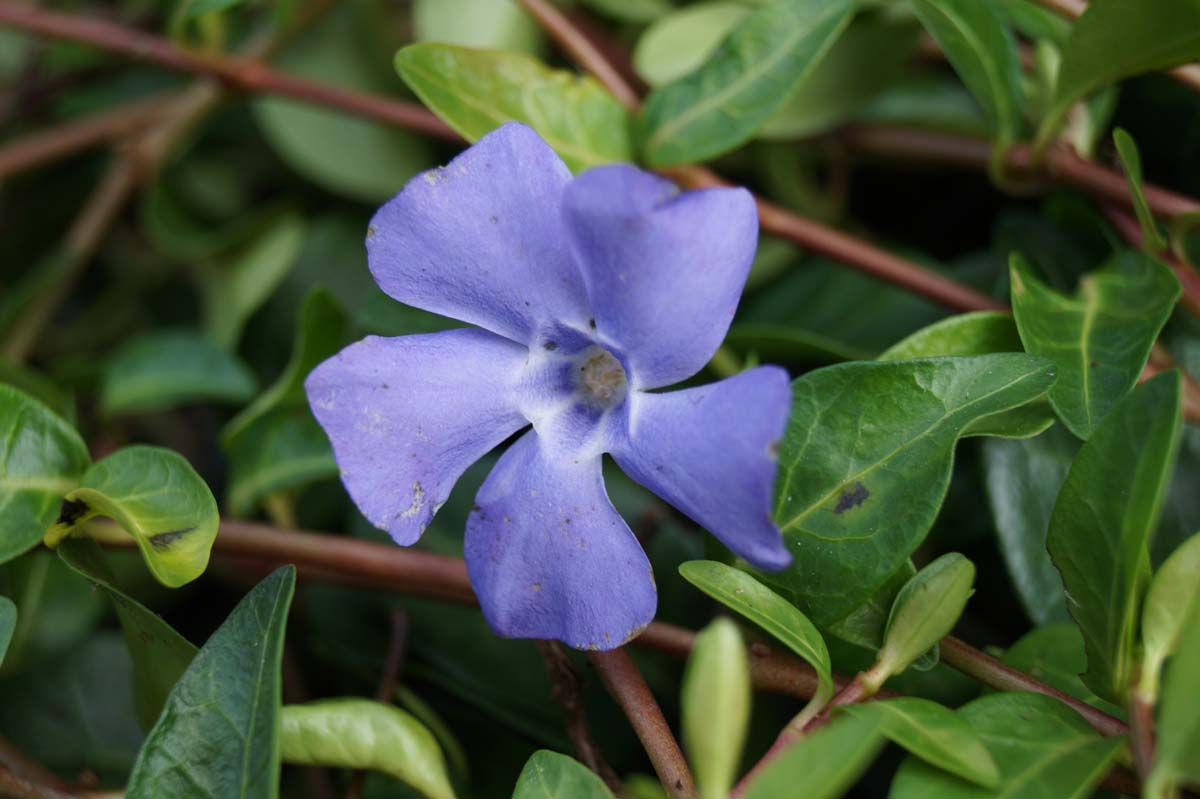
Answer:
xmin=126 ymin=566 xmax=296 ymax=799
xmin=1048 ymin=371 xmax=1183 ymax=704
xmin=1146 ymin=595 xmax=1200 ymax=797
xmin=0 ymin=596 xmax=14 ymax=667
xmin=45 ymin=446 xmax=219 ymax=589
xmin=679 ymin=560 xmax=833 ymax=721
xmin=1113 ymin=128 xmax=1168 ymax=251
xmin=1001 ymin=624 xmax=1120 ymax=715
xmin=878 ymin=554 xmax=975 ymax=678
xmin=633 ymin=2 xmax=748 ymax=88
xmin=413 ymin=0 xmax=541 ymax=52
xmin=839 ymin=697 xmax=998 ymax=787
xmin=281 ymin=699 xmax=456 ymax=799
xmin=1011 ymin=251 xmax=1180 ymax=439
xmin=1139 ymin=530 xmax=1200 ymax=702
xmin=637 ymin=0 xmax=855 ymax=166
xmin=766 ymin=354 xmax=1055 ymax=628
xmin=395 ymin=44 xmax=632 ymax=173
xmin=513 ymin=750 xmax=615 ymax=799
xmin=744 ymin=713 xmax=884 ymax=799
xmin=890 ymin=692 xmax=1124 ymax=799
xmin=682 ymin=618 xmax=751 ymax=799
xmin=0 ymin=385 xmax=89 ymax=564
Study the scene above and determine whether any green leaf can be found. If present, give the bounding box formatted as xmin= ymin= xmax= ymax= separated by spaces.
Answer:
xmin=981 ymin=425 xmax=1076 ymax=625
xmin=765 ymin=354 xmax=1055 ymax=627
xmin=0 ymin=596 xmax=14 ymax=667
xmin=637 ymin=0 xmax=855 ymax=166
xmin=281 ymin=699 xmax=456 ymax=799
xmin=633 ymin=2 xmax=749 ymax=88
xmin=0 ymin=385 xmax=89 ymax=565
xmin=1038 ymin=0 xmax=1200 ymax=148
xmin=890 ymin=693 xmax=1124 ymax=799
xmin=395 ymin=44 xmax=632 ymax=173
xmin=512 ymin=750 xmax=615 ymax=799
xmin=679 ymin=560 xmax=833 ymax=724
xmin=413 ymin=0 xmax=541 ymax=52
xmin=1047 ymin=371 xmax=1183 ymax=704
xmin=226 ymin=409 xmax=337 ymax=516
xmin=45 ymin=446 xmax=219 ymax=589
xmin=1001 ymin=624 xmax=1121 ymax=715
xmin=126 ymin=566 xmax=296 ymax=799
xmin=1139 ymin=531 xmax=1200 ymax=703
xmin=100 ymin=330 xmax=257 ymax=416
xmin=581 ymin=0 xmax=673 ymax=24
xmin=1146 ymin=595 xmax=1200 ymax=798
xmin=743 ymin=713 xmax=884 ymax=799
xmin=681 ymin=618 xmax=751 ymax=799
xmin=1010 ymin=251 xmax=1180 ymax=439
xmin=1113 ymin=128 xmax=1169 ymax=251
xmin=856 ymin=74 xmax=990 ymax=137
xmin=202 ymin=213 xmax=305 ymax=350
xmin=0 ymin=360 xmax=75 ymax=424
xmin=57 ymin=539 xmax=197 ymax=729
xmin=876 ymin=554 xmax=975 ymax=680
xmin=839 ymin=698 xmax=998 ymax=787
xmin=0 ymin=551 xmax=104 ymax=674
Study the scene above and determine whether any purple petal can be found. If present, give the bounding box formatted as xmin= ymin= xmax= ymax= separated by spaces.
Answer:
xmin=614 ymin=367 xmax=792 ymax=570
xmin=368 ymin=123 xmax=590 ymax=344
xmin=562 ymin=165 xmax=758 ymax=388
xmin=465 ymin=432 xmax=656 ymax=649
xmin=306 ymin=329 xmax=528 ymax=545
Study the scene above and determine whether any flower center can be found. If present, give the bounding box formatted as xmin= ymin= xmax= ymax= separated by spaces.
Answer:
xmin=576 ymin=346 xmax=627 ymax=408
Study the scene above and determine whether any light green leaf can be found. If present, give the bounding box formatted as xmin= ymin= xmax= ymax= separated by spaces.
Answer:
xmin=839 ymin=697 xmax=998 ymax=787
xmin=126 ymin=566 xmax=296 ymax=799
xmin=512 ymin=750 xmax=615 ymax=799
xmin=226 ymin=409 xmax=337 ymax=517
xmin=0 ymin=385 xmax=89 ymax=565
xmin=100 ymin=330 xmax=257 ymax=416
xmin=995 ymin=0 xmax=1070 ymax=42
xmin=1047 ymin=371 xmax=1183 ymax=704
xmin=57 ymin=539 xmax=197 ymax=729
xmin=682 ymin=618 xmax=751 ymax=799
xmin=877 ymin=554 xmax=975 ymax=680
xmin=1010 ymin=251 xmax=1180 ymax=439
xmin=765 ymin=354 xmax=1056 ymax=627
xmin=679 ymin=560 xmax=833 ymax=724
xmin=1139 ymin=531 xmax=1200 ymax=703
xmin=1001 ymin=624 xmax=1121 ymax=715
xmin=581 ymin=0 xmax=673 ymax=24
xmin=1113 ymin=128 xmax=1168 ymax=251
xmin=637 ymin=0 xmax=855 ymax=166
xmin=44 ymin=446 xmax=219 ymax=589
xmin=633 ymin=2 xmax=749 ymax=88
xmin=890 ymin=693 xmax=1124 ymax=799
xmin=0 ymin=596 xmax=14 ymax=667
xmin=414 ymin=0 xmax=540 ymax=52
xmin=281 ymin=699 xmax=455 ymax=799
xmin=1146 ymin=595 xmax=1200 ymax=798
xmin=395 ymin=44 xmax=632 ymax=173
xmin=743 ymin=713 xmax=884 ymax=799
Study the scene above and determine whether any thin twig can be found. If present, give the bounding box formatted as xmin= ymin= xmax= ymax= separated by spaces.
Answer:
xmin=1104 ymin=205 xmax=1200 ymax=316
xmin=588 ymin=649 xmax=695 ymax=799
xmin=537 ymin=641 xmax=623 ymax=792
xmin=345 ymin=609 xmax=410 ymax=799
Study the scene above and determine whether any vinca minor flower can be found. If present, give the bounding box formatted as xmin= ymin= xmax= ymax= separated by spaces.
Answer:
xmin=307 ymin=123 xmax=791 ymax=649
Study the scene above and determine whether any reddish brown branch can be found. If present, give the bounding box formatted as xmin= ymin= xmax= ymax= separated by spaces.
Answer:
xmin=345 ymin=609 xmax=410 ymax=799
xmin=1104 ymin=205 xmax=1200 ymax=316
xmin=537 ymin=641 xmax=623 ymax=792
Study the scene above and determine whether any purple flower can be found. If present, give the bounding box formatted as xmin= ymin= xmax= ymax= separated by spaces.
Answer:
xmin=306 ymin=123 xmax=791 ymax=650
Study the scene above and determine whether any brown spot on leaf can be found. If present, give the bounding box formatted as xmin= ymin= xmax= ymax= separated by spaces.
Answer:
xmin=834 ymin=481 xmax=870 ymax=514
xmin=56 ymin=498 xmax=89 ymax=526
xmin=148 ymin=527 xmax=195 ymax=550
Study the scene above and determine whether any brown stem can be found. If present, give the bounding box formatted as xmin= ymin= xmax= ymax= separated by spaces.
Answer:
xmin=345 ymin=609 xmax=410 ymax=799
xmin=1104 ymin=205 xmax=1200 ymax=316
xmin=0 ymin=738 xmax=69 ymax=793
xmin=0 ymin=766 xmax=77 ymax=799
xmin=537 ymin=641 xmax=623 ymax=793
xmin=588 ymin=649 xmax=695 ymax=799
xmin=1130 ymin=692 xmax=1156 ymax=782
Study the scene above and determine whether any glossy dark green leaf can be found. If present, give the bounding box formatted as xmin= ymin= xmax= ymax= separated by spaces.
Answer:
xmin=1001 ymin=624 xmax=1121 ymax=716
xmin=395 ymin=44 xmax=632 ymax=173
xmin=281 ymin=699 xmax=455 ymax=799
xmin=682 ymin=618 xmax=750 ymax=799
xmin=1113 ymin=128 xmax=1168 ymax=251
xmin=100 ymin=330 xmax=257 ymax=416
xmin=889 ymin=693 xmax=1124 ymax=799
xmin=981 ymin=425 xmax=1077 ymax=625
xmin=633 ymin=2 xmax=748 ymax=87
xmin=1011 ymin=252 xmax=1180 ymax=439
xmin=44 ymin=446 xmax=219 ymax=589
xmin=744 ymin=713 xmax=884 ymax=799
xmin=512 ymin=750 xmax=615 ymax=799
xmin=126 ymin=566 xmax=296 ymax=799
xmin=1139 ymin=531 xmax=1200 ymax=702
xmin=0 ymin=596 xmax=14 ymax=667
xmin=637 ymin=0 xmax=855 ymax=166
xmin=1047 ymin=372 xmax=1183 ymax=704
xmin=413 ymin=0 xmax=541 ymax=52
xmin=0 ymin=385 xmax=89 ymax=564
xmin=765 ymin=355 xmax=1055 ymax=626
xmin=1145 ymin=595 xmax=1200 ymax=798
xmin=57 ymin=539 xmax=197 ymax=729
xmin=876 ymin=554 xmax=975 ymax=680
xmin=225 ymin=408 xmax=337 ymax=517
xmin=839 ymin=698 xmax=998 ymax=787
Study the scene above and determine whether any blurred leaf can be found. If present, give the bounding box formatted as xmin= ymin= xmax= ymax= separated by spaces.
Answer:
xmin=281 ymin=699 xmax=456 ymax=799
xmin=1113 ymin=128 xmax=1168 ymax=251
xmin=1146 ymin=595 xmax=1200 ymax=798
xmin=226 ymin=408 xmax=337 ymax=516
xmin=743 ymin=713 xmax=884 ymax=799
xmin=839 ymin=698 xmax=998 ymax=787
xmin=126 ymin=567 xmax=296 ymax=799
xmin=1139 ymin=531 xmax=1200 ymax=702
xmin=824 ymin=560 xmax=915 ymax=652
xmin=395 ymin=44 xmax=632 ymax=172
xmin=633 ymin=2 xmax=749 ymax=88
xmin=1047 ymin=372 xmax=1182 ymax=704
xmin=679 ymin=560 xmax=832 ymax=724
xmin=512 ymin=751 xmax=614 ymax=799
xmin=139 ymin=177 xmax=267 ymax=263
xmin=413 ymin=0 xmax=540 ymax=52
xmin=45 ymin=446 xmax=219 ymax=589
xmin=764 ymin=355 xmax=1055 ymax=627
xmin=877 ymin=554 xmax=975 ymax=678
xmin=57 ymin=539 xmax=197 ymax=730
xmin=1010 ymin=251 xmax=1179 ymax=439
xmin=255 ymin=5 xmax=435 ymax=202
xmin=856 ymin=74 xmax=990 ymax=136
xmin=582 ymin=0 xmax=673 ymax=23
xmin=638 ymin=0 xmax=854 ymax=166
xmin=723 ymin=323 xmax=869 ymax=364
xmin=100 ymin=330 xmax=257 ymax=416
xmin=995 ymin=0 xmax=1070 ymax=42
xmin=0 ymin=360 xmax=74 ymax=424
xmin=1001 ymin=624 xmax=1120 ymax=715
xmin=0 ymin=597 xmax=13 ymax=667
xmin=0 ymin=385 xmax=89 ymax=565
xmin=889 ymin=693 xmax=1124 ymax=799
xmin=0 ymin=551 xmax=104 ymax=674
xmin=682 ymin=618 xmax=751 ymax=799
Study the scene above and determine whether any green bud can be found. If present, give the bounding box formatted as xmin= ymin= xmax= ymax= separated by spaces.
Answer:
xmin=682 ymin=617 xmax=751 ymax=799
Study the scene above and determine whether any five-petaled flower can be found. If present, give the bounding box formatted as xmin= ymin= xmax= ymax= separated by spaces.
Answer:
xmin=306 ymin=123 xmax=792 ymax=650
